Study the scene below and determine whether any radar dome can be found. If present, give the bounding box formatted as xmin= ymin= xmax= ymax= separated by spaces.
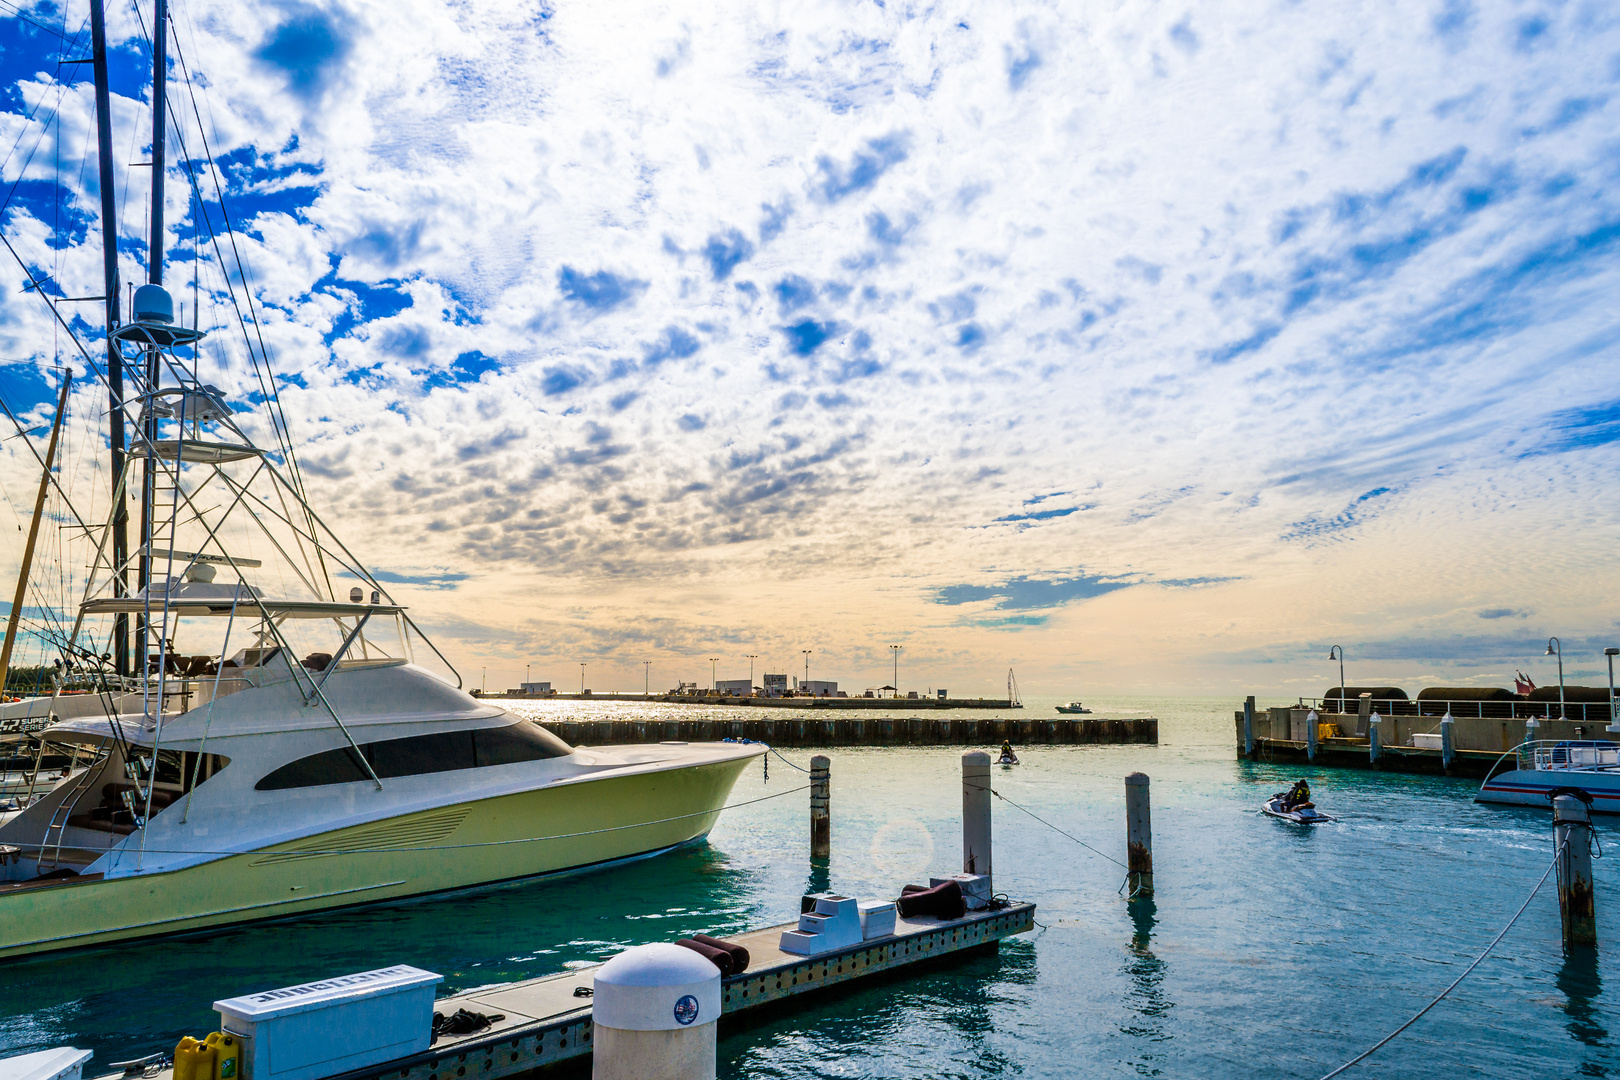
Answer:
xmin=132 ymin=284 xmax=174 ymax=324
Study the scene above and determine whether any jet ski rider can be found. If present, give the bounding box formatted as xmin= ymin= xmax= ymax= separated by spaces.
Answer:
xmin=1280 ymin=779 xmax=1311 ymax=811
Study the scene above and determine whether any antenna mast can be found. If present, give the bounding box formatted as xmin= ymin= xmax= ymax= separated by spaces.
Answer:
xmin=89 ymin=0 xmax=129 ymax=675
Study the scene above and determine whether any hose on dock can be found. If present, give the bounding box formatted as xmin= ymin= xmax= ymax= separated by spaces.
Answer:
xmin=1315 ymin=836 xmax=1568 ymax=1079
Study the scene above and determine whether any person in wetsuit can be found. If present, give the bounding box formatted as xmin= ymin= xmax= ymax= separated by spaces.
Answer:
xmin=1281 ymin=779 xmax=1311 ymax=811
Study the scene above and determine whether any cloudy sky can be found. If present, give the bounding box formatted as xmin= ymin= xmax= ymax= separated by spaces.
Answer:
xmin=0 ymin=0 xmax=1617 ymax=697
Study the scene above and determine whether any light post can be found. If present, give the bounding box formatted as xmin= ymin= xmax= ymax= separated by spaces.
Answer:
xmin=801 ymin=649 xmax=812 ymax=694
xmin=579 ymin=662 xmax=587 ymax=695
xmin=643 ymin=660 xmax=651 ymax=698
xmin=1605 ymin=647 xmax=1618 ymax=734
xmin=481 ymin=667 xmax=486 ymax=695
xmin=1327 ymin=645 xmax=1344 ymax=711
xmin=1546 ymin=638 xmax=1565 ymax=720
xmin=745 ymin=654 xmax=758 ymax=694
xmin=890 ymin=645 xmax=901 ymax=698
xmin=709 ymin=657 xmax=718 ymax=693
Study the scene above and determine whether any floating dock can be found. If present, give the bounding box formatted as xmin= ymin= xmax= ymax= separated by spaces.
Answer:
xmin=92 ymin=903 xmax=1035 ymax=1080
xmin=543 ymin=716 xmax=1156 ymax=748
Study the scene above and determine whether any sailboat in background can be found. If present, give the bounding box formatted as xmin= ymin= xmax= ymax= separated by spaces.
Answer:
xmin=0 ymin=0 xmax=762 ymax=959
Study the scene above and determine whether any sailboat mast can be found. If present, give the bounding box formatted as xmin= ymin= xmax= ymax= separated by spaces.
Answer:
xmin=89 ymin=0 xmax=129 ymax=677
xmin=137 ymin=0 xmax=168 ymax=668
xmin=0 ymin=374 xmax=74 ymax=693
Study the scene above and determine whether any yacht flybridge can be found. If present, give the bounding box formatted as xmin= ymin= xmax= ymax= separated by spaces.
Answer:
xmin=0 ymin=0 xmax=761 ymax=958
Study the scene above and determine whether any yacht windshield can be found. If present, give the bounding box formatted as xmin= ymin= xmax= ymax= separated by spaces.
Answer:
xmin=255 ymin=722 xmax=573 ymax=791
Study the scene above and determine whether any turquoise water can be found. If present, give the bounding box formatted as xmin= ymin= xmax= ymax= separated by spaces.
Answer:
xmin=2 ymin=696 xmax=1615 ymax=1078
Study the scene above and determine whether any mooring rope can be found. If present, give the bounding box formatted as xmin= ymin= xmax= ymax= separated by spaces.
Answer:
xmin=965 ymin=779 xmax=1128 ymax=869
xmin=762 ymin=744 xmax=812 ymax=774
xmin=1315 ymin=836 xmax=1567 ymax=1080
xmin=13 ymin=784 xmax=810 ymax=859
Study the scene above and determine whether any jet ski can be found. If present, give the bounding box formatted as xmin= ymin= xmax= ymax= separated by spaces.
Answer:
xmin=1262 ymin=794 xmax=1333 ymax=823
xmin=996 ymin=749 xmax=1020 ymax=766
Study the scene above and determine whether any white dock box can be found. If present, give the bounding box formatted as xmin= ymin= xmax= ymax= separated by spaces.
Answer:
xmin=0 ymin=1048 xmax=93 ymax=1080
xmin=215 ymin=966 xmax=442 ymax=1080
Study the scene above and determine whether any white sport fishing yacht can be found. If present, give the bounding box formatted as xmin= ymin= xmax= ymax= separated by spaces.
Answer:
xmin=0 ymin=1 xmax=761 ymax=959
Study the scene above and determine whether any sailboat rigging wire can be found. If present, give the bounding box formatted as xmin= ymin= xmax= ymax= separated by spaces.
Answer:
xmin=15 ymin=782 xmax=811 ymax=858
xmin=1315 ymin=838 xmax=1566 ymax=1080
xmin=0 ymin=0 xmax=78 ymax=42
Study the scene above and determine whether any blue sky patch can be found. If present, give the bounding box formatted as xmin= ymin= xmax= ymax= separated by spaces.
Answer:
xmin=782 ymin=319 xmax=835 ymax=355
xmin=812 ymin=133 xmax=910 ymax=203
xmin=934 ymin=573 xmax=1134 ymax=610
xmin=702 ymin=229 xmax=754 ymax=280
xmin=558 ymin=266 xmax=647 ymax=311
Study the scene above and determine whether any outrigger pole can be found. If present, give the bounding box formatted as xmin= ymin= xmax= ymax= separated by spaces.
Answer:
xmin=0 ymin=373 xmax=73 ymax=692
xmin=136 ymin=0 xmax=169 ymax=676
xmin=89 ymin=0 xmax=129 ymax=676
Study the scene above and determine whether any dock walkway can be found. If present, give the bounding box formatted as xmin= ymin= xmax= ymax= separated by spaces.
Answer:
xmin=268 ymin=903 xmax=1034 ymax=1080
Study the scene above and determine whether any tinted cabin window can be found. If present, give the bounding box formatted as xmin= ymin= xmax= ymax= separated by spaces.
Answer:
xmin=256 ymin=746 xmax=369 ymax=790
xmin=256 ymin=723 xmax=572 ymax=791
xmin=474 ymin=722 xmax=573 ymax=766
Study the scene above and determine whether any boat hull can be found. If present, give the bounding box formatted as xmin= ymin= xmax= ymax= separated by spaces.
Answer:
xmin=1475 ymin=768 xmax=1620 ymax=812
xmin=0 ymin=752 xmax=754 ymax=959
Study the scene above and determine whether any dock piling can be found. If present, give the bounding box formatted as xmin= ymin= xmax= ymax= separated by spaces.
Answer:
xmin=1368 ymin=714 xmax=1381 ymax=764
xmin=962 ymin=751 xmax=991 ymax=881
xmin=1243 ymin=696 xmax=1255 ymax=756
xmin=591 ymin=943 xmax=720 ymax=1080
xmin=1554 ymin=795 xmax=1598 ymax=949
xmin=1441 ymin=713 xmax=1455 ymax=771
xmin=1306 ymin=709 xmax=1318 ymax=762
xmin=1125 ymin=772 xmax=1152 ymax=897
xmin=809 ymin=755 xmax=830 ymax=858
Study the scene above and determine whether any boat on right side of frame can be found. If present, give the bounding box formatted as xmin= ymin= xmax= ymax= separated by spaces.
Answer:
xmin=1476 ymin=739 xmax=1620 ymax=811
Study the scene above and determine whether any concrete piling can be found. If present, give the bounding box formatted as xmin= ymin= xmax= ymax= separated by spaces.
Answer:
xmin=1440 ymin=713 xmax=1455 ymax=771
xmin=1243 ymin=696 xmax=1255 ymax=756
xmin=1554 ymin=795 xmax=1597 ymax=949
xmin=591 ymin=943 xmax=720 ymax=1080
xmin=809 ymin=755 xmax=831 ymax=858
xmin=1368 ymin=714 xmax=1381 ymax=764
xmin=1125 ymin=773 xmax=1152 ymax=898
xmin=962 ymin=751 xmax=992 ymax=880
xmin=1306 ymin=709 xmax=1319 ymax=762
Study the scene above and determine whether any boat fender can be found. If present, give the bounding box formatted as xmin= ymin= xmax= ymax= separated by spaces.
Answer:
xmin=896 ymin=879 xmax=965 ymax=920
xmin=205 ymin=1032 xmax=240 ymax=1080
xmin=689 ymin=934 xmax=750 ymax=974
xmin=673 ymin=938 xmax=734 ymax=977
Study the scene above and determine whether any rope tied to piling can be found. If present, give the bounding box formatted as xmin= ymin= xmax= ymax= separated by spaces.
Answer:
xmin=1315 ymin=835 xmax=1569 ymax=1080
xmin=964 ymin=779 xmax=1127 ymax=869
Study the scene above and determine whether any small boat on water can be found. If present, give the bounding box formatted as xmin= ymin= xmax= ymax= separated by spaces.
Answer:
xmin=1476 ymin=740 xmax=1620 ymax=812
xmin=1257 ymin=793 xmax=1334 ymax=829
xmin=996 ymin=751 xmax=1019 ymax=766
xmin=1055 ymin=701 xmax=1092 ymax=714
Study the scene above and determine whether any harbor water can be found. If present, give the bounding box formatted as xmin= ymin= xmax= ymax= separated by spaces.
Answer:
xmin=2 ymin=696 xmax=1614 ymax=1078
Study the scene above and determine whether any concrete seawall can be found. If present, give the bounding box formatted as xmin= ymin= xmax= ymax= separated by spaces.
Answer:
xmin=549 ymin=715 xmax=1157 ymax=747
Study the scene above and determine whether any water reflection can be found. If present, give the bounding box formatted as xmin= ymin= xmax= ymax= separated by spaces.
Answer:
xmin=1558 ymin=948 xmax=1608 ymax=1054
xmin=0 ymin=843 xmax=756 ymax=1064
xmin=1121 ymin=896 xmax=1172 ymax=1058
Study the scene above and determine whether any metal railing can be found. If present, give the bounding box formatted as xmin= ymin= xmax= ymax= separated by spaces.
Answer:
xmin=1301 ymin=696 xmax=1618 ymax=723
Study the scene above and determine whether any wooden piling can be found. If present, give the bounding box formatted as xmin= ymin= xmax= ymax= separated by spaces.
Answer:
xmin=962 ymin=750 xmax=992 ymax=880
xmin=1243 ymin=696 xmax=1255 ymax=757
xmin=1440 ymin=714 xmax=1455 ymax=771
xmin=1125 ymin=772 xmax=1152 ymax=897
xmin=1554 ymin=794 xmax=1597 ymax=948
xmin=810 ymin=755 xmax=831 ymax=858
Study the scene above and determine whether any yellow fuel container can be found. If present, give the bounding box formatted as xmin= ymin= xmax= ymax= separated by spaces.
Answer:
xmin=173 ymin=1037 xmax=216 ymax=1080
xmin=206 ymin=1031 xmax=242 ymax=1080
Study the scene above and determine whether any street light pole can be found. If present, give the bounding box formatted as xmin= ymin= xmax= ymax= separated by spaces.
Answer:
xmin=709 ymin=657 xmax=718 ymax=693
xmin=890 ymin=645 xmax=901 ymax=698
xmin=1605 ymin=647 xmax=1618 ymax=733
xmin=1327 ymin=645 xmax=1344 ymax=710
xmin=643 ymin=660 xmax=651 ymax=698
xmin=745 ymin=654 xmax=759 ymax=693
xmin=580 ymin=662 xmax=587 ymax=695
xmin=801 ymin=649 xmax=812 ymax=693
xmin=1547 ymin=637 xmax=1565 ymax=720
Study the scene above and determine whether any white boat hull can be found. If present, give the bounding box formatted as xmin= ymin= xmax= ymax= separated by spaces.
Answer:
xmin=1476 ymin=768 xmax=1620 ymax=812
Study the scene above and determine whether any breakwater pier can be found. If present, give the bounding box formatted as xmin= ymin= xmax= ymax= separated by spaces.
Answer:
xmin=540 ymin=715 xmax=1156 ymax=748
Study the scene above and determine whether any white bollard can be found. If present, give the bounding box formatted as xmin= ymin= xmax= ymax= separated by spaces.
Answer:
xmin=591 ymin=943 xmax=721 ymax=1080
xmin=962 ymin=750 xmax=991 ymax=882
